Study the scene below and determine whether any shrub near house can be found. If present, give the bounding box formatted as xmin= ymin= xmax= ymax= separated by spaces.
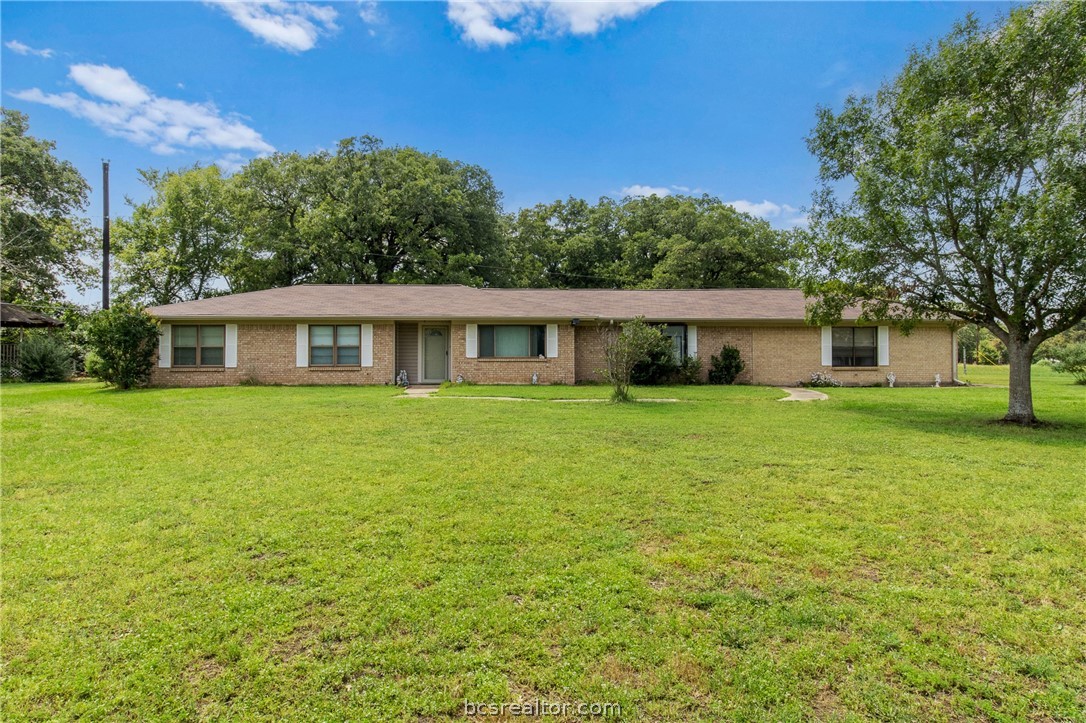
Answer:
xmin=84 ymin=305 xmax=161 ymax=389
xmin=708 ymin=345 xmax=744 ymax=384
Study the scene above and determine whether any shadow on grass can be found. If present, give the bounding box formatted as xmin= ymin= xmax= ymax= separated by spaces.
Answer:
xmin=831 ymin=394 xmax=1086 ymax=444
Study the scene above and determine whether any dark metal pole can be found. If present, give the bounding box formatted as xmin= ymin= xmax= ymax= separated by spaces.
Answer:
xmin=102 ymin=160 xmax=110 ymax=309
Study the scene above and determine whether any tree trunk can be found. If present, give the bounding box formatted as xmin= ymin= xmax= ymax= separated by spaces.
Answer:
xmin=1004 ymin=338 xmax=1037 ymax=424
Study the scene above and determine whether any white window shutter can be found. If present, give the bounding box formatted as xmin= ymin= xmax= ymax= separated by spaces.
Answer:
xmin=225 ymin=324 xmax=238 ymax=368
xmin=546 ymin=323 xmax=559 ymax=358
xmin=296 ymin=324 xmax=309 ymax=367
xmin=821 ymin=326 xmax=833 ymax=366
xmin=361 ymin=324 xmax=374 ymax=367
xmin=158 ymin=324 xmax=171 ymax=368
xmin=878 ymin=326 xmax=890 ymax=366
xmin=465 ymin=324 xmax=478 ymax=358
xmin=687 ymin=325 xmax=698 ymax=357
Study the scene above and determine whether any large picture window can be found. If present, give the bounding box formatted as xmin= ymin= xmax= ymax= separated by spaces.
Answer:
xmin=172 ymin=325 xmax=225 ymax=367
xmin=478 ymin=325 xmax=546 ymax=358
xmin=310 ymin=325 xmax=361 ymax=366
xmin=832 ymin=327 xmax=878 ymax=367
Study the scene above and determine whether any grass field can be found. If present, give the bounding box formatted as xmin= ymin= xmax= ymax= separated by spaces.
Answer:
xmin=2 ymin=366 xmax=1084 ymax=721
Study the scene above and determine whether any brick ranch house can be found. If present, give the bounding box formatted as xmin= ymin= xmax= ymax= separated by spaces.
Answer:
xmin=145 ymin=285 xmax=958 ymax=387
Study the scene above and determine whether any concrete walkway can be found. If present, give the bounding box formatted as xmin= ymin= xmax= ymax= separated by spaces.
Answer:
xmin=400 ymin=385 xmax=440 ymax=398
xmin=399 ymin=389 xmax=679 ymax=403
xmin=777 ymin=387 xmax=829 ymax=402
xmin=405 ymin=386 xmax=820 ymax=403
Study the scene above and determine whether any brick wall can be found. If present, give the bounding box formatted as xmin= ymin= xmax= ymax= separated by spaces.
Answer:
xmin=575 ymin=324 xmax=756 ymax=384
xmin=692 ymin=326 xmax=754 ymax=383
xmin=449 ymin=323 xmax=576 ymax=384
xmin=574 ymin=325 xmax=608 ymax=382
xmin=574 ymin=322 xmax=953 ymax=386
xmin=750 ymin=324 xmax=955 ymax=386
xmin=148 ymin=319 xmax=955 ymax=388
xmin=149 ymin=322 xmax=395 ymax=387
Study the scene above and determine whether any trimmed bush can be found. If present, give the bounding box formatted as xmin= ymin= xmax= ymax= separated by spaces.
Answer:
xmin=674 ymin=356 xmax=703 ymax=385
xmin=83 ymin=305 xmax=160 ymax=389
xmin=708 ymin=345 xmax=745 ymax=384
xmin=18 ymin=334 xmax=73 ymax=382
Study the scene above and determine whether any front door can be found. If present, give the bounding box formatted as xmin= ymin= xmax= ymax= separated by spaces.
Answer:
xmin=422 ymin=326 xmax=448 ymax=383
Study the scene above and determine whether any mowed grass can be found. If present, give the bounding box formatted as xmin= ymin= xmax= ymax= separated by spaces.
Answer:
xmin=2 ymin=367 xmax=1084 ymax=721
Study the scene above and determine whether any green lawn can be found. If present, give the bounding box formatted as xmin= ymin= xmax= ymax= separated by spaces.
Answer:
xmin=2 ymin=367 xmax=1084 ymax=721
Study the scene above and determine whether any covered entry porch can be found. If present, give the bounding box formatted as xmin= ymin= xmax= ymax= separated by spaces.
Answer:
xmin=395 ymin=322 xmax=449 ymax=384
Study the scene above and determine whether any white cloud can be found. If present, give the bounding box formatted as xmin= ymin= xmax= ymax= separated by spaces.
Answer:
xmin=208 ymin=1 xmax=339 ymax=52
xmin=214 ymin=152 xmax=248 ymax=174
xmin=69 ymin=63 xmax=151 ymax=105
xmin=447 ymin=0 xmax=665 ymax=48
xmin=727 ymin=199 xmax=807 ymax=227
xmin=622 ymin=184 xmax=671 ymax=198
xmin=11 ymin=63 xmax=275 ymax=156
xmin=357 ymin=0 xmax=382 ymax=24
xmin=727 ymin=199 xmax=783 ymax=217
xmin=5 ymin=40 xmax=54 ymax=58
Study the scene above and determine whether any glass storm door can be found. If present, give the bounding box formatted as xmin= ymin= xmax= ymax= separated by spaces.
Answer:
xmin=422 ymin=327 xmax=448 ymax=383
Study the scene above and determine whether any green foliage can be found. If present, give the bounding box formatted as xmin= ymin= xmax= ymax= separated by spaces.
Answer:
xmin=631 ymin=344 xmax=704 ymax=385
xmin=225 ymin=152 xmax=318 ymax=292
xmin=114 ymin=165 xmax=238 ymax=305
xmin=630 ymin=337 xmax=679 ymax=385
xmin=302 ymin=137 xmax=508 ymax=287
xmin=1051 ymin=343 xmax=1086 ymax=384
xmin=799 ymin=3 xmax=1086 ymax=424
xmin=708 ymin=344 xmax=745 ymax=384
xmin=598 ymin=317 xmax=669 ymax=402
xmin=508 ymin=193 xmax=792 ymax=288
xmin=1037 ymin=322 xmax=1086 ymax=361
xmin=117 ymin=139 xmax=511 ymax=300
xmin=674 ymin=355 xmax=703 ymax=385
xmin=0 ymin=109 xmax=95 ymax=306
xmin=82 ymin=305 xmax=160 ymax=389
xmin=17 ymin=333 xmax=72 ymax=382
xmin=958 ymin=324 xmax=1008 ymax=365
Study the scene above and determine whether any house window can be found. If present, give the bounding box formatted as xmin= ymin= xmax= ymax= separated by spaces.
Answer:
xmin=172 ymin=325 xmax=225 ymax=367
xmin=661 ymin=324 xmax=686 ymax=364
xmin=832 ymin=327 xmax=878 ymax=367
xmin=310 ymin=325 xmax=361 ymax=366
xmin=478 ymin=325 xmax=546 ymax=358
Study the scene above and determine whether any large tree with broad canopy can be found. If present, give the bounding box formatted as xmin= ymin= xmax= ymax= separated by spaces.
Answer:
xmin=800 ymin=2 xmax=1086 ymax=424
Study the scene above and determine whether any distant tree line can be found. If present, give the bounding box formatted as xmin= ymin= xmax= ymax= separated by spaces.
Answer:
xmin=1 ymin=117 xmax=798 ymax=310
xmin=108 ymin=137 xmax=795 ymax=305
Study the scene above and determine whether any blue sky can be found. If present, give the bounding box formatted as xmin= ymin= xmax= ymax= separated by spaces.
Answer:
xmin=4 ymin=1 xmax=1014 ymax=247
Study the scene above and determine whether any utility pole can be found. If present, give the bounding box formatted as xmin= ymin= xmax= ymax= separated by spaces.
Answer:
xmin=102 ymin=160 xmax=110 ymax=310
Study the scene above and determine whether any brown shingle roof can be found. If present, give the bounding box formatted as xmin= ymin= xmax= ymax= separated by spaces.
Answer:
xmin=146 ymin=285 xmax=859 ymax=323
xmin=1 ymin=302 xmax=64 ymax=328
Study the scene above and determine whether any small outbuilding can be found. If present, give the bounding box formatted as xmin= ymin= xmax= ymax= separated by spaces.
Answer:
xmin=1 ymin=302 xmax=65 ymax=329
xmin=1 ymin=302 xmax=65 ymax=377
